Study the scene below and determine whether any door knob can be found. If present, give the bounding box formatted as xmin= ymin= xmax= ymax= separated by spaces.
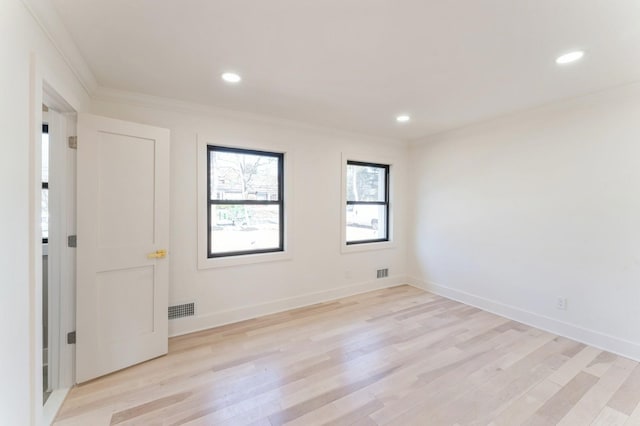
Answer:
xmin=147 ymin=249 xmax=167 ymax=259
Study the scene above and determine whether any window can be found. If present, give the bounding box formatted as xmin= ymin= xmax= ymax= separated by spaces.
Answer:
xmin=42 ymin=123 xmax=49 ymax=244
xmin=207 ymin=145 xmax=284 ymax=257
xmin=346 ymin=161 xmax=389 ymax=244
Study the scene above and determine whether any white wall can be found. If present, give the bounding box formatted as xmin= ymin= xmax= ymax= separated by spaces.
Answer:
xmin=409 ymin=82 xmax=640 ymax=360
xmin=91 ymin=92 xmax=409 ymax=336
xmin=0 ymin=0 xmax=89 ymax=424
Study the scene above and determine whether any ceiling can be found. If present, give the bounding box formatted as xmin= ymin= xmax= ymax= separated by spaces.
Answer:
xmin=51 ymin=0 xmax=640 ymax=140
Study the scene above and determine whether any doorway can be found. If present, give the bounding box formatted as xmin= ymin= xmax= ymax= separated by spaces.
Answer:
xmin=40 ymin=84 xmax=77 ymax=423
xmin=41 ymin=119 xmax=50 ymax=403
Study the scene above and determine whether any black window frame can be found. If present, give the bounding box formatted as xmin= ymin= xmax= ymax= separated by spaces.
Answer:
xmin=207 ymin=145 xmax=284 ymax=258
xmin=346 ymin=160 xmax=390 ymax=245
xmin=42 ymin=123 xmax=49 ymax=244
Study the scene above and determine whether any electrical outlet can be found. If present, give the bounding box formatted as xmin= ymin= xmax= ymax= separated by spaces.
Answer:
xmin=556 ymin=297 xmax=567 ymax=310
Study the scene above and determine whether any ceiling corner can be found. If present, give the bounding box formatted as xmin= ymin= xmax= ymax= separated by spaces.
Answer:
xmin=20 ymin=0 xmax=98 ymax=95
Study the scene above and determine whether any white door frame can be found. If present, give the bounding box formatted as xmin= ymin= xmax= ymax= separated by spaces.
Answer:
xmin=31 ymin=63 xmax=79 ymax=424
xmin=44 ymin=100 xmax=78 ymax=389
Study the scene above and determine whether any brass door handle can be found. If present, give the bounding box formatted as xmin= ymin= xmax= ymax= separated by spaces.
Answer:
xmin=147 ymin=249 xmax=168 ymax=259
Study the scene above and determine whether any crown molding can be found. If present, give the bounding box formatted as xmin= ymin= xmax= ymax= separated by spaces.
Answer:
xmin=93 ymin=86 xmax=408 ymax=147
xmin=20 ymin=0 xmax=98 ymax=95
xmin=408 ymin=79 xmax=640 ymax=147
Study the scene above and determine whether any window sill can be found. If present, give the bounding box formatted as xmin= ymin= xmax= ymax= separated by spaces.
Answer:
xmin=198 ymin=250 xmax=292 ymax=269
xmin=341 ymin=240 xmax=395 ymax=254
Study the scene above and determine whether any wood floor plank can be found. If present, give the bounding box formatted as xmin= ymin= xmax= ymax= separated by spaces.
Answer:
xmin=522 ymin=371 xmax=599 ymax=425
xmin=282 ymin=391 xmax=381 ymax=426
xmin=584 ymin=351 xmax=620 ymax=377
xmin=547 ymin=345 xmax=599 ymax=387
xmin=53 ymin=285 xmax=640 ymax=426
xmin=371 ymin=330 xmax=539 ymax=424
xmin=381 ymin=335 xmax=578 ymax=425
xmin=488 ymin=378 xmax=563 ymax=426
xmin=557 ymin=356 xmax=636 ymax=425
xmin=592 ymin=406 xmax=629 ymax=425
xmin=624 ymin=399 xmax=640 ymax=425
xmin=607 ymin=363 xmax=640 ymax=415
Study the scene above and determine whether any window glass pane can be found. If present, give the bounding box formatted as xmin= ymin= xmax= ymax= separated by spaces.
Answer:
xmin=42 ymin=132 xmax=49 ymax=183
xmin=346 ymin=163 xmax=386 ymax=202
xmin=210 ymin=204 xmax=280 ymax=254
xmin=346 ymin=204 xmax=386 ymax=242
xmin=41 ymin=189 xmax=49 ymax=240
xmin=210 ymin=150 xmax=279 ymax=201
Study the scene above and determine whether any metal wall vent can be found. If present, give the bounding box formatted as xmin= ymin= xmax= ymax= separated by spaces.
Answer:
xmin=168 ymin=302 xmax=195 ymax=320
xmin=377 ymin=268 xmax=389 ymax=279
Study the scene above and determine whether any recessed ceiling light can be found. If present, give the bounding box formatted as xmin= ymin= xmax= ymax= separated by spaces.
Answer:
xmin=221 ymin=72 xmax=242 ymax=83
xmin=555 ymin=51 xmax=584 ymax=65
xmin=396 ymin=115 xmax=411 ymax=123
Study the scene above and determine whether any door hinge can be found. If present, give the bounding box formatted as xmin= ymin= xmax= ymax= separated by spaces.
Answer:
xmin=67 ymin=235 xmax=77 ymax=248
xmin=68 ymin=136 xmax=77 ymax=149
xmin=67 ymin=331 xmax=76 ymax=344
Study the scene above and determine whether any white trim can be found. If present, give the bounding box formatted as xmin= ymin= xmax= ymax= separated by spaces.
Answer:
xmin=58 ymin=113 xmax=77 ymax=390
xmin=170 ymin=275 xmax=408 ymax=337
xmin=340 ymin=151 xmax=397 ymax=253
xmin=46 ymin=108 xmax=68 ymax=392
xmin=342 ymin=240 xmax=396 ymax=253
xmin=93 ymin=87 xmax=406 ymax=147
xmin=31 ymin=52 xmax=45 ymax=426
xmin=43 ymin=81 xmax=78 ymax=114
xmin=19 ymin=0 xmax=98 ymax=95
xmin=408 ymin=81 xmax=640 ymax=147
xmin=196 ymin=137 xmax=294 ymax=269
xmin=31 ymin=60 xmax=79 ymax=425
xmin=42 ymin=387 xmax=70 ymax=426
xmin=43 ymin=91 xmax=77 ymax=392
xmin=407 ymin=277 xmax=640 ymax=362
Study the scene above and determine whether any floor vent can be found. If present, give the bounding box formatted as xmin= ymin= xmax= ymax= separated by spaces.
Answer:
xmin=168 ymin=302 xmax=195 ymax=320
xmin=377 ymin=268 xmax=389 ymax=279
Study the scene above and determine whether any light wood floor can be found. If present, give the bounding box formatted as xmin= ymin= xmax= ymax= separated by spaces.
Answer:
xmin=54 ymin=285 xmax=640 ymax=425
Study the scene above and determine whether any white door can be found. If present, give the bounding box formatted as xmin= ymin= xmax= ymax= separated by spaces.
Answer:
xmin=76 ymin=114 xmax=170 ymax=383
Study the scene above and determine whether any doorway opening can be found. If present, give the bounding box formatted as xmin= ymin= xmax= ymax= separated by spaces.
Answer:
xmin=40 ymin=83 xmax=77 ymax=423
xmin=41 ymin=119 xmax=50 ymax=403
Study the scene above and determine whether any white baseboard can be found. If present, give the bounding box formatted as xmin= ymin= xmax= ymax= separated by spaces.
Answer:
xmin=42 ymin=387 xmax=70 ymax=426
xmin=169 ymin=275 xmax=408 ymax=337
xmin=407 ymin=277 xmax=640 ymax=362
